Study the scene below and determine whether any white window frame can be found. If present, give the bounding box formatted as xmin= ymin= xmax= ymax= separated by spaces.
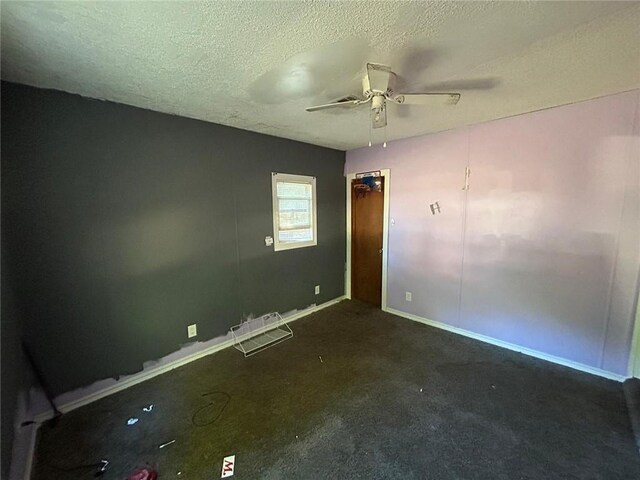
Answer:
xmin=271 ymin=172 xmax=317 ymax=251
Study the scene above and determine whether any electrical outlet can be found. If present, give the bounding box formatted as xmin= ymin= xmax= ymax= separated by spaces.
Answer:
xmin=405 ymin=292 xmax=412 ymax=302
xmin=187 ymin=324 xmax=197 ymax=338
xmin=315 ymin=285 xmax=320 ymax=295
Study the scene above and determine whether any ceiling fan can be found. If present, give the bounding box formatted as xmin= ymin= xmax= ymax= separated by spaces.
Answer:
xmin=306 ymin=63 xmax=461 ymax=144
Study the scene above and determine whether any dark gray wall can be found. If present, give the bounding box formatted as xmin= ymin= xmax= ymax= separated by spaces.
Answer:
xmin=1 ymin=82 xmax=345 ymax=400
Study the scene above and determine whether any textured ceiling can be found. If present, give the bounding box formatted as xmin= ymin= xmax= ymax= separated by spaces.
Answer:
xmin=2 ymin=1 xmax=639 ymax=150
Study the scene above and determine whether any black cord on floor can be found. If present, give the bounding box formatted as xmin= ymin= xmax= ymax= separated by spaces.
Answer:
xmin=192 ymin=391 xmax=230 ymax=427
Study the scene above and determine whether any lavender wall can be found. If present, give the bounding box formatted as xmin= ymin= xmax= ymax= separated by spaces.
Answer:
xmin=346 ymin=90 xmax=640 ymax=376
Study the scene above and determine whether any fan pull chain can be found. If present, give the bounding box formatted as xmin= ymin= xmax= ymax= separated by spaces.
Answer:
xmin=383 ymin=124 xmax=387 ymax=148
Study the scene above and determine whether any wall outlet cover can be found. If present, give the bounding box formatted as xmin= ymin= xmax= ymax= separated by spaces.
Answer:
xmin=315 ymin=285 xmax=320 ymax=295
xmin=187 ymin=324 xmax=197 ymax=338
xmin=405 ymin=292 xmax=412 ymax=302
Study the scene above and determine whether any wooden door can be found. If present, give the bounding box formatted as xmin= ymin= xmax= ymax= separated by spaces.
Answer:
xmin=351 ymin=176 xmax=384 ymax=306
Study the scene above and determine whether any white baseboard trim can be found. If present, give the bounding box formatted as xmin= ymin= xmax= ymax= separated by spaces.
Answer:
xmin=281 ymin=295 xmax=346 ymax=323
xmin=385 ymin=307 xmax=627 ymax=382
xmin=33 ymin=296 xmax=346 ymax=423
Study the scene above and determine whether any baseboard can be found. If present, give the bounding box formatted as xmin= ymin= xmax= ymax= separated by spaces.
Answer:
xmin=33 ymin=296 xmax=346 ymax=423
xmin=385 ymin=307 xmax=627 ymax=382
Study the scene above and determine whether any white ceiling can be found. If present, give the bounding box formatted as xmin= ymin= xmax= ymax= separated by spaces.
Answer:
xmin=2 ymin=1 xmax=639 ymax=151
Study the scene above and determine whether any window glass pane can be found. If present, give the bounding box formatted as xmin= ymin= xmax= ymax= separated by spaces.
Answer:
xmin=277 ymin=182 xmax=312 ymax=199
xmin=272 ymin=175 xmax=316 ymax=250
xmin=279 ymin=228 xmax=313 ymax=243
xmin=278 ymin=198 xmax=311 ymax=229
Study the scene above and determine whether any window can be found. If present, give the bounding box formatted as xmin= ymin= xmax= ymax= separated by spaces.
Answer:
xmin=271 ymin=173 xmax=317 ymax=251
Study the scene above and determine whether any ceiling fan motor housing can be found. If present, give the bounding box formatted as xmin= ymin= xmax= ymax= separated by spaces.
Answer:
xmin=371 ymin=95 xmax=385 ymax=110
xmin=370 ymin=95 xmax=387 ymax=128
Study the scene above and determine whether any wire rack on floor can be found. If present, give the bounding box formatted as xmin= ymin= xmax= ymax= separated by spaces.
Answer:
xmin=230 ymin=312 xmax=293 ymax=357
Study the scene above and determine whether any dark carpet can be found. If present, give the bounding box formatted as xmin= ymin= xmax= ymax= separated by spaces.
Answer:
xmin=33 ymin=300 xmax=640 ymax=479
xmin=624 ymin=378 xmax=640 ymax=454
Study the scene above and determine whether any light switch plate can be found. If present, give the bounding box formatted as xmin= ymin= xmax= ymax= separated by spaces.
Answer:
xmin=187 ymin=324 xmax=197 ymax=338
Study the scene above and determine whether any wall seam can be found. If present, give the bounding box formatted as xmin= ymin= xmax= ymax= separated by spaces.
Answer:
xmin=456 ymin=127 xmax=471 ymax=328
xmin=231 ymin=173 xmax=243 ymax=321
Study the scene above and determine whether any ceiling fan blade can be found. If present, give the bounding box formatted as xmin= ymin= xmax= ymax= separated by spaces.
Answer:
xmin=365 ymin=63 xmax=394 ymax=95
xmin=305 ymin=99 xmax=362 ymax=112
xmin=419 ymin=78 xmax=499 ymax=91
xmin=393 ymin=92 xmax=461 ymax=106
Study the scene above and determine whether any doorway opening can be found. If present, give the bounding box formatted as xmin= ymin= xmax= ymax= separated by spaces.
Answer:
xmin=346 ymin=169 xmax=390 ymax=309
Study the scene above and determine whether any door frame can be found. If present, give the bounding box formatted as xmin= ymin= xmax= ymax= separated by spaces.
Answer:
xmin=345 ymin=168 xmax=390 ymax=310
